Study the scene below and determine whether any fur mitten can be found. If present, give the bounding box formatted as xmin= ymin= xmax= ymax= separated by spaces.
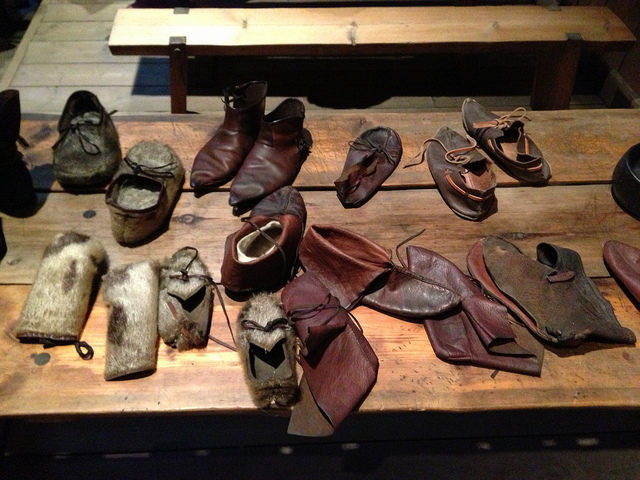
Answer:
xmin=103 ymin=260 xmax=159 ymax=380
xmin=14 ymin=231 xmax=106 ymax=359
xmin=236 ymin=292 xmax=298 ymax=408
xmin=158 ymin=247 xmax=213 ymax=351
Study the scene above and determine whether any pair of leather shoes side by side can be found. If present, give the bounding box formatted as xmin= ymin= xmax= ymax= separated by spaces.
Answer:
xmin=462 ymin=98 xmax=551 ymax=185
xmin=603 ymin=240 xmax=640 ymax=310
xmin=236 ymin=292 xmax=298 ymax=408
xmin=422 ymin=126 xmax=497 ymax=221
xmin=229 ymin=98 xmax=309 ymax=215
xmin=0 ymin=89 xmax=37 ymax=215
xmin=334 ymin=126 xmax=402 ymax=208
xmin=53 ymin=90 xmax=122 ymax=188
xmin=611 ymin=142 xmax=640 ymax=219
xmin=191 ymin=80 xmax=268 ymax=191
xmin=105 ymin=141 xmax=185 ymax=246
xmin=221 ymin=186 xmax=306 ymax=294
xmin=159 ymin=247 xmax=214 ymax=351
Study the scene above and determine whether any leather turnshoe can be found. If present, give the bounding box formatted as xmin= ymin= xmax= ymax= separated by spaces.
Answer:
xmin=470 ymin=236 xmax=635 ymax=346
xmin=236 ymin=292 xmax=298 ymax=408
xmin=334 ymin=126 xmax=402 ymax=208
xmin=229 ymin=98 xmax=309 ymax=215
xmin=53 ymin=90 xmax=122 ymax=187
xmin=191 ymin=81 xmax=268 ymax=191
xmin=282 ymin=272 xmax=378 ymax=436
xmin=105 ymin=141 xmax=184 ymax=246
xmin=462 ymin=98 xmax=550 ymax=185
xmin=603 ymin=240 xmax=640 ymax=310
xmin=406 ymin=245 xmax=543 ymax=376
xmin=298 ymin=224 xmax=460 ymax=317
xmin=421 ymin=126 xmax=497 ymax=221
xmin=611 ymin=143 xmax=640 ymax=219
xmin=0 ymin=89 xmax=37 ymax=215
xmin=159 ymin=247 xmax=213 ymax=351
xmin=221 ymin=186 xmax=306 ymax=293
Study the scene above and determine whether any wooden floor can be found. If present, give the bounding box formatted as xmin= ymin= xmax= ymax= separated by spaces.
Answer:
xmin=0 ymin=0 xmax=608 ymax=115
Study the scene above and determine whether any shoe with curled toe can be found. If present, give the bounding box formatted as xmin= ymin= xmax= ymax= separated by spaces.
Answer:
xmin=462 ymin=98 xmax=550 ymax=185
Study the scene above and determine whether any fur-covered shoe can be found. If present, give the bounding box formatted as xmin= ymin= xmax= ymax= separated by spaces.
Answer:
xmin=158 ymin=247 xmax=213 ymax=350
xmin=236 ymin=292 xmax=298 ymax=408
xmin=105 ymin=141 xmax=185 ymax=246
xmin=14 ymin=231 xmax=106 ymax=359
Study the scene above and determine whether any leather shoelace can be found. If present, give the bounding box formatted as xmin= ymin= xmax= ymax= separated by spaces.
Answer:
xmin=166 ymin=246 xmax=237 ymax=351
xmin=124 ymin=156 xmax=176 ymax=178
xmin=349 ymin=130 xmax=399 ymax=167
xmin=42 ymin=338 xmax=94 ymax=360
xmin=473 ymin=106 xmax=531 ymax=130
xmin=53 ymin=116 xmax=102 ymax=155
xmin=404 ymin=135 xmax=481 ymax=169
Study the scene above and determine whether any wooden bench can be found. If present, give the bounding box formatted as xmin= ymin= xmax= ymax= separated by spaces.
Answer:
xmin=1 ymin=108 xmax=639 ymax=451
xmin=107 ymin=5 xmax=635 ymax=113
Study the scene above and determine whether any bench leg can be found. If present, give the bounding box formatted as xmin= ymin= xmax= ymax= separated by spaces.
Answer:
xmin=169 ymin=36 xmax=188 ymax=114
xmin=531 ymin=37 xmax=581 ymax=110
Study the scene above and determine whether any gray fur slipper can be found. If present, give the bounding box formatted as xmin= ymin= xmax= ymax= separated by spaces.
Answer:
xmin=236 ymin=292 xmax=298 ymax=408
xmin=159 ymin=247 xmax=213 ymax=351
xmin=103 ymin=260 xmax=160 ymax=380
xmin=14 ymin=231 xmax=106 ymax=359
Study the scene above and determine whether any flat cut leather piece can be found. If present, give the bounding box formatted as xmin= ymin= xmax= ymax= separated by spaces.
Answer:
xmin=603 ymin=240 xmax=640 ymax=308
xmin=611 ymin=143 xmax=640 ymax=219
xmin=462 ymin=98 xmax=550 ymax=185
xmin=406 ymin=245 xmax=542 ymax=376
xmin=334 ymin=126 xmax=402 ymax=208
xmin=480 ymin=236 xmax=636 ymax=346
xmin=282 ymin=272 xmax=378 ymax=437
xmin=425 ymin=126 xmax=497 ymax=221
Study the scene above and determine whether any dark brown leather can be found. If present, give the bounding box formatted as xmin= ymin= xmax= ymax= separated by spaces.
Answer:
xmin=229 ymin=98 xmax=308 ymax=215
xmin=462 ymin=98 xmax=550 ymax=185
xmin=406 ymin=245 xmax=543 ymax=376
xmin=611 ymin=143 xmax=640 ymax=219
xmin=334 ymin=126 xmax=402 ymax=208
xmin=0 ymin=89 xmax=36 ymax=215
xmin=474 ymin=236 xmax=635 ymax=346
xmin=298 ymin=224 xmax=460 ymax=316
xmin=282 ymin=272 xmax=378 ymax=436
xmin=424 ymin=126 xmax=497 ymax=221
xmin=603 ymin=240 xmax=640 ymax=308
xmin=221 ymin=186 xmax=306 ymax=293
xmin=191 ymin=80 xmax=267 ymax=190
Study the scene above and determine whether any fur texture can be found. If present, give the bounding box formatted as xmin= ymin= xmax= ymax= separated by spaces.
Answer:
xmin=236 ymin=292 xmax=298 ymax=408
xmin=15 ymin=231 xmax=106 ymax=343
xmin=103 ymin=260 xmax=159 ymax=380
xmin=158 ymin=247 xmax=213 ymax=351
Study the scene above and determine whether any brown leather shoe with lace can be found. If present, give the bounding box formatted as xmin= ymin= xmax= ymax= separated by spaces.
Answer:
xmin=462 ymin=98 xmax=551 ymax=185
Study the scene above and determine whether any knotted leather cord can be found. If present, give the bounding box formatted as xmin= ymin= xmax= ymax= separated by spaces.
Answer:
xmin=404 ymin=135 xmax=481 ymax=169
xmin=165 ymin=246 xmax=237 ymax=351
xmin=348 ymin=130 xmax=399 ymax=168
xmin=124 ymin=155 xmax=176 ymax=178
xmin=472 ymin=106 xmax=531 ymax=130
xmin=42 ymin=338 xmax=94 ymax=360
xmin=241 ymin=217 xmax=296 ymax=281
xmin=53 ymin=116 xmax=101 ymax=155
xmin=240 ymin=317 xmax=289 ymax=333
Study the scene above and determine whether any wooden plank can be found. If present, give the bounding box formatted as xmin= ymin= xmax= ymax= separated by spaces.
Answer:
xmin=34 ymin=21 xmax=115 ymax=42
xmin=109 ymin=6 xmax=635 ymax=55
xmin=17 ymin=109 xmax=640 ymax=190
xmin=0 ymin=276 xmax=638 ymax=417
xmin=43 ymin=3 xmax=125 ymax=23
xmin=22 ymin=41 xmax=161 ymax=65
xmin=1 ymin=184 xmax=639 ymax=285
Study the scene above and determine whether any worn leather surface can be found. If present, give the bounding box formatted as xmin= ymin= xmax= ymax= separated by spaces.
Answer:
xmin=479 ymin=236 xmax=636 ymax=346
xmin=191 ymin=81 xmax=267 ymax=190
xmin=406 ymin=245 xmax=543 ymax=376
xmin=334 ymin=126 xmax=402 ymax=208
xmin=604 ymin=240 xmax=640 ymax=308
xmin=462 ymin=97 xmax=550 ymax=185
xmin=229 ymin=98 xmax=308 ymax=214
xmin=611 ymin=142 xmax=640 ymax=219
xmin=426 ymin=126 xmax=497 ymax=221
xmin=221 ymin=186 xmax=306 ymax=293
xmin=282 ymin=272 xmax=378 ymax=437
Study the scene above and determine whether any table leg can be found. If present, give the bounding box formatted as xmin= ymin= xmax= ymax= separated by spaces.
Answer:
xmin=169 ymin=36 xmax=188 ymax=114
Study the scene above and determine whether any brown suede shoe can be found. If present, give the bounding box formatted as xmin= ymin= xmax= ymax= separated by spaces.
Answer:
xmin=190 ymin=81 xmax=267 ymax=191
xmin=462 ymin=98 xmax=550 ymax=185
xmin=334 ymin=126 xmax=402 ymax=208
xmin=105 ymin=141 xmax=184 ymax=246
xmin=603 ymin=240 xmax=640 ymax=310
xmin=229 ymin=98 xmax=309 ymax=215
xmin=221 ymin=186 xmax=306 ymax=293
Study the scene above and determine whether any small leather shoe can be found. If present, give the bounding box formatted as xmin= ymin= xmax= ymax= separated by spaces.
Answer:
xmin=603 ymin=240 xmax=640 ymax=309
xmin=611 ymin=143 xmax=640 ymax=219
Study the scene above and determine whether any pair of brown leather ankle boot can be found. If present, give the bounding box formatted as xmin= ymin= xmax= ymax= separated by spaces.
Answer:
xmin=190 ymin=81 xmax=309 ymax=215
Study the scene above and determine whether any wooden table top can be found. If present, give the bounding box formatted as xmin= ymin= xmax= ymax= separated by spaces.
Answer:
xmin=1 ymin=109 xmax=639 ymax=418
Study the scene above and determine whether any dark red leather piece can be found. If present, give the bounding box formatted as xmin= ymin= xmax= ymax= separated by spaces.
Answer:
xmin=603 ymin=240 xmax=640 ymax=308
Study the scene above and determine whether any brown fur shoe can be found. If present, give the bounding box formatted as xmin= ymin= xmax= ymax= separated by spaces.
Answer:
xmin=236 ymin=292 xmax=298 ymax=408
